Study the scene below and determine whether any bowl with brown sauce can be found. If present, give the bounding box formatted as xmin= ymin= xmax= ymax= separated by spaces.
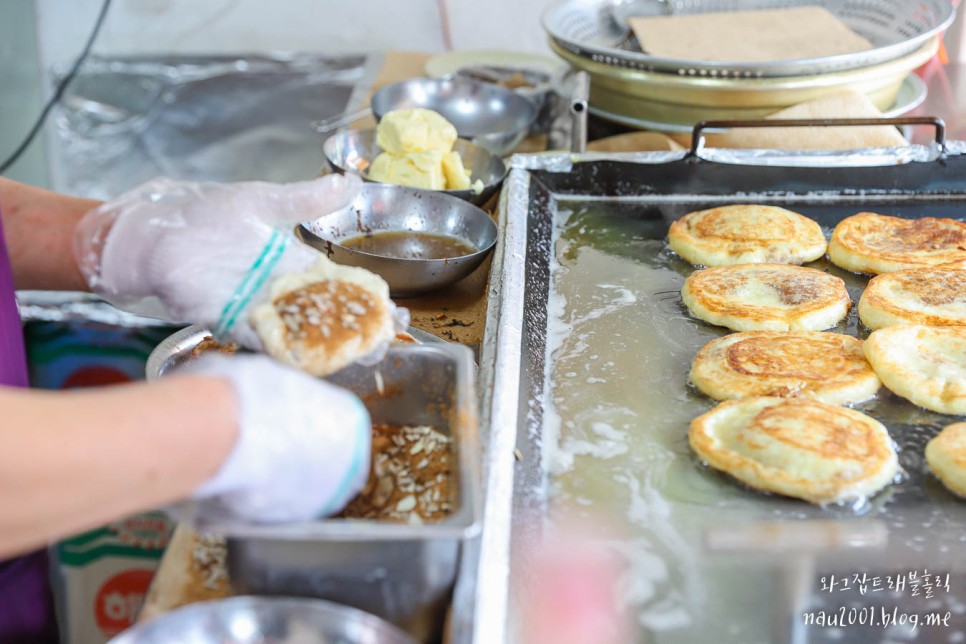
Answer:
xmin=297 ymin=183 xmax=498 ymax=298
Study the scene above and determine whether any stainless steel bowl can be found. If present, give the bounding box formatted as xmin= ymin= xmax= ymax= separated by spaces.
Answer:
xmin=453 ymin=64 xmax=558 ymax=134
xmin=371 ymin=76 xmax=537 ymax=155
xmin=323 ymin=128 xmax=505 ymax=207
xmin=297 ymin=183 xmax=498 ymax=298
xmin=109 ymin=596 xmax=416 ymax=643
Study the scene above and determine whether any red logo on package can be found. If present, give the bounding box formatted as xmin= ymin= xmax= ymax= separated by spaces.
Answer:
xmin=110 ymin=515 xmax=171 ymax=550
xmin=94 ymin=569 xmax=156 ymax=636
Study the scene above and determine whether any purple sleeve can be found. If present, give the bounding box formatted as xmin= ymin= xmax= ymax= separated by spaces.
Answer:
xmin=0 ymin=209 xmax=28 ymax=388
xmin=0 ymin=208 xmax=59 ymax=642
xmin=0 ymin=551 xmax=59 ymax=643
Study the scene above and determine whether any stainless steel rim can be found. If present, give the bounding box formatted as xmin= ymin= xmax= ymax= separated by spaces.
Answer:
xmin=145 ymin=324 xmax=448 ymax=381
xmin=542 ymin=0 xmax=956 ymax=77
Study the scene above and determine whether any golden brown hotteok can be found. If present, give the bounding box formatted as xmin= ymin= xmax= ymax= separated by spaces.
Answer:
xmin=926 ymin=422 xmax=966 ymax=499
xmin=864 ymin=324 xmax=966 ymax=415
xmin=829 ymin=213 xmax=966 ymax=275
xmin=252 ymin=259 xmax=397 ymax=376
xmin=858 ymin=260 xmax=966 ymax=329
xmin=690 ymin=331 xmax=879 ymax=405
xmin=689 ymin=397 xmax=898 ymax=505
xmin=668 ymin=204 xmax=826 ymax=267
xmin=681 ymin=263 xmax=850 ymax=332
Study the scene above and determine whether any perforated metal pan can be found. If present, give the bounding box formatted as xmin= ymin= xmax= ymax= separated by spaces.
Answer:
xmin=543 ymin=0 xmax=956 ymax=77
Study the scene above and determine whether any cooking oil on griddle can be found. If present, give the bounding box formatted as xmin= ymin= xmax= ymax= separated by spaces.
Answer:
xmin=540 ymin=201 xmax=966 ymax=643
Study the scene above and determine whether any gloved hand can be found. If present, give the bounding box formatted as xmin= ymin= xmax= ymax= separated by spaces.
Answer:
xmin=74 ymin=174 xmax=362 ymax=349
xmin=181 ymin=353 xmax=371 ymax=524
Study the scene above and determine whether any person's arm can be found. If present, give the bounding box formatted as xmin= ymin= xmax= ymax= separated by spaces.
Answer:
xmin=0 ymin=351 xmax=372 ymax=559
xmin=0 ymin=177 xmax=101 ymax=291
xmin=0 ymin=375 xmax=237 ymax=558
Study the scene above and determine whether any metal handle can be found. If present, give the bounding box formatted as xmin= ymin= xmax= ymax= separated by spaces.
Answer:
xmin=570 ymin=71 xmax=590 ymax=154
xmin=688 ymin=116 xmax=947 ymax=157
xmin=311 ymin=107 xmax=373 ymax=135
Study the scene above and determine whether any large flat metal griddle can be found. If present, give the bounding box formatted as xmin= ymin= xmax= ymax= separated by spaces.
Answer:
xmin=471 ymin=143 xmax=966 ymax=644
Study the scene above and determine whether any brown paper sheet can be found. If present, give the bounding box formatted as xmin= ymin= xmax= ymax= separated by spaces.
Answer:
xmin=709 ymin=89 xmax=909 ymax=150
xmin=628 ymin=7 xmax=873 ymax=63
xmin=587 ymin=131 xmax=684 ymax=153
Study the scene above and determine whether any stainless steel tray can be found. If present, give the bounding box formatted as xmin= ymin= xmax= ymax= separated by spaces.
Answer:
xmin=542 ymin=0 xmax=956 ymax=77
xmin=145 ymin=324 xmax=447 ymax=380
xmin=146 ymin=329 xmax=480 ymax=644
xmin=475 ymin=147 xmax=966 ymax=644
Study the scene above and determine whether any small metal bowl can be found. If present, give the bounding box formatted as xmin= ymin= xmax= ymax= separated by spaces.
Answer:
xmin=452 ymin=64 xmax=557 ymax=134
xmin=371 ymin=77 xmax=537 ymax=155
xmin=323 ymin=128 xmax=505 ymax=207
xmin=109 ymin=596 xmax=416 ymax=643
xmin=297 ymin=183 xmax=498 ymax=298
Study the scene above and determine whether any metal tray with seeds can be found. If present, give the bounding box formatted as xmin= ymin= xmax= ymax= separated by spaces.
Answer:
xmin=146 ymin=330 xmax=480 ymax=644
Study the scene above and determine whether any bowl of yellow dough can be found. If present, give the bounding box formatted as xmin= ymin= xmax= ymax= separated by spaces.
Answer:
xmin=323 ymin=108 xmax=506 ymax=206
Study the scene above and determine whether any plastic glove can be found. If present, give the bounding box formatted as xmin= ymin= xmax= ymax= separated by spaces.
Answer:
xmin=182 ymin=353 xmax=371 ymax=524
xmin=74 ymin=174 xmax=362 ymax=349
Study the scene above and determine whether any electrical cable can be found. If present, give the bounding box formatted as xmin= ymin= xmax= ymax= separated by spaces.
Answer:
xmin=0 ymin=0 xmax=113 ymax=175
xmin=436 ymin=0 xmax=453 ymax=51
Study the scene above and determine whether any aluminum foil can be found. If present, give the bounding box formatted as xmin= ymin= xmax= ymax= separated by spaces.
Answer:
xmin=695 ymin=143 xmax=944 ymax=167
xmin=48 ymin=54 xmax=380 ymax=198
xmin=508 ymin=144 xmax=949 ymax=175
xmin=17 ymin=290 xmax=173 ymax=327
